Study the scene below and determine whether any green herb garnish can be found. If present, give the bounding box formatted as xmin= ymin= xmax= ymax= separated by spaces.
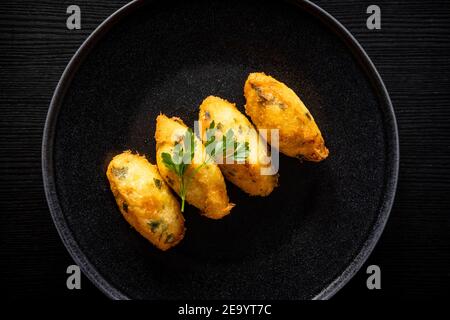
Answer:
xmin=122 ymin=201 xmax=128 ymax=213
xmin=111 ymin=166 xmax=128 ymax=180
xmin=161 ymin=123 xmax=249 ymax=212
xmin=148 ymin=220 xmax=161 ymax=233
xmin=205 ymin=121 xmax=250 ymax=163
xmin=153 ymin=178 xmax=162 ymax=189
xmin=161 ymin=129 xmax=196 ymax=212
xmin=165 ymin=234 xmax=174 ymax=244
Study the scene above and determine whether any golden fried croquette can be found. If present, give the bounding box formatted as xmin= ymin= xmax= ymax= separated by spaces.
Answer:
xmin=106 ymin=151 xmax=185 ymax=251
xmin=244 ymin=72 xmax=329 ymax=161
xmin=199 ymin=96 xmax=278 ymax=196
xmin=155 ymin=114 xmax=234 ymax=219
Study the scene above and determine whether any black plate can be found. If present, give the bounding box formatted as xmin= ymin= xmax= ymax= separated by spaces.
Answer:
xmin=42 ymin=0 xmax=398 ymax=299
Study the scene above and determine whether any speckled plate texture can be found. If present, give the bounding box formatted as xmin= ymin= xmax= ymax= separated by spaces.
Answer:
xmin=42 ymin=0 xmax=399 ymax=299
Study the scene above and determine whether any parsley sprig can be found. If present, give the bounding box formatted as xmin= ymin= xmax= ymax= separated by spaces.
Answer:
xmin=161 ymin=128 xmax=195 ymax=212
xmin=205 ymin=121 xmax=250 ymax=163
xmin=161 ymin=122 xmax=249 ymax=212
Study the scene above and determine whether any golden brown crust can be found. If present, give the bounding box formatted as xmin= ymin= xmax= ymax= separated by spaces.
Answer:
xmin=244 ymin=72 xmax=329 ymax=161
xmin=155 ymin=114 xmax=234 ymax=219
xmin=106 ymin=151 xmax=185 ymax=251
xmin=199 ymin=96 xmax=278 ymax=196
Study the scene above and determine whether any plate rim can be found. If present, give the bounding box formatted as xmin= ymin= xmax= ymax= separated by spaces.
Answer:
xmin=41 ymin=0 xmax=399 ymax=300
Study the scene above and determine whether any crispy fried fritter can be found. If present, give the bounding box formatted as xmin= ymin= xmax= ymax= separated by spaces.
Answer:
xmin=106 ymin=151 xmax=185 ymax=251
xmin=199 ymin=96 xmax=278 ymax=196
xmin=155 ymin=114 xmax=233 ymax=219
xmin=244 ymin=72 xmax=329 ymax=161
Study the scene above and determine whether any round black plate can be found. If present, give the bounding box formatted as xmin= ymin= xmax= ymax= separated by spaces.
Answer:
xmin=42 ymin=0 xmax=398 ymax=299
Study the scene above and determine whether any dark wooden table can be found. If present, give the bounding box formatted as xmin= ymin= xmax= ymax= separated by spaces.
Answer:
xmin=1 ymin=0 xmax=448 ymax=299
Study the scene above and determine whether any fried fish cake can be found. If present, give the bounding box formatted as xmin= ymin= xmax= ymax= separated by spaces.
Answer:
xmin=199 ymin=96 xmax=278 ymax=196
xmin=244 ymin=72 xmax=329 ymax=161
xmin=106 ymin=151 xmax=185 ymax=251
xmin=155 ymin=114 xmax=233 ymax=219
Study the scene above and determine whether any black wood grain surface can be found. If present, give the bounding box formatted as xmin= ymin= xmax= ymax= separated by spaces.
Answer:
xmin=1 ymin=0 xmax=448 ymax=299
